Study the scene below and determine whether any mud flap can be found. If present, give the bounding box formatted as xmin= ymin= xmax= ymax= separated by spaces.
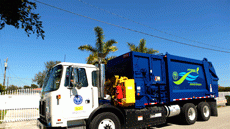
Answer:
xmin=208 ymin=100 xmax=218 ymax=116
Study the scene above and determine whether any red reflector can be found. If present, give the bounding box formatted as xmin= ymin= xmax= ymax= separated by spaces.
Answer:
xmin=58 ymin=119 xmax=61 ymax=121
xmin=144 ymin=103 xmax=148 ymax=105
xmin=123 ymin=53 xmax=129 ymax=58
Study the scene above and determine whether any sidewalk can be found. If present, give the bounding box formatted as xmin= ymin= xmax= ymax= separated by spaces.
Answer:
xmin=0 ymin=120 xmax=38 ymax=129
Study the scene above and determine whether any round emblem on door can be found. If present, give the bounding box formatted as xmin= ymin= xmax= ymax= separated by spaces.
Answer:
xmin=172 ymin=71 xmax=178 ymax=80
xmin=73 ymin=95 xmax=83 ymax=105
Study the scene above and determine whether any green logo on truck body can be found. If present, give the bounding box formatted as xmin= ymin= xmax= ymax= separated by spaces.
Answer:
xmin=173 ymin=67 xmax=200 ymax=85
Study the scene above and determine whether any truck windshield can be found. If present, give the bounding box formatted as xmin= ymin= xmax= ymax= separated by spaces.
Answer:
xmin=42 ymin=65 xmax=62 ymax=92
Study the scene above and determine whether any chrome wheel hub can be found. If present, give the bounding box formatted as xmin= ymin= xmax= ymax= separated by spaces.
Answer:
xmin=203 ymin=105 xmax=210 ymax=117
xmin=188 ymin=107 xmax=196 ymax=121
xmin=98 ymin=119 xmax=115 ymax=129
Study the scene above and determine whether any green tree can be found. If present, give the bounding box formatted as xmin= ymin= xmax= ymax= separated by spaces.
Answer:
xmin=33 ymin=61 xmax=61 ymax=88
xmin=33 ymin=71 xmax=46 ymax=88
xmin=7 ymin=85 xmax=18 ymax=91
xmin=78 ymin=26 xmax=118 ymax=65
xmin=218 ymin=86 xmax=230 ymax=92
xmin=23 ymin=85 xmax=30 ymax=89
xmin=0 ymin=84 xmax=6 ymax=93
xmin=0 ymin=0 xmax=45 ymax=39
xmin=127 ymin=39 xmax=159 ymax=54
xmin=31 ymin=84 xmax=39 ymax=88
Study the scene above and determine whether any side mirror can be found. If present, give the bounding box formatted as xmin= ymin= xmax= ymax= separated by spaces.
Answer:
xmin=75 ymin=82 xmax=83 ymax=89
xmin=67 ymin=66 xmax=83 ymax=89
xmin=69 ymin=82 xmax=82 ymax=89
xmin=67 ymin=66 xmax=73 ymax=89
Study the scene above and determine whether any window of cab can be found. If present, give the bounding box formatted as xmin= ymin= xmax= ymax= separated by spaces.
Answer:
xmin=92 ymin=71 xmax=98 ymax=87
xmin=65 ymin=67 xmax=88 ymax=87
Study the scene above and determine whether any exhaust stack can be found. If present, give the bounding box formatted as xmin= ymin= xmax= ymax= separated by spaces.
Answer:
xmin=98 ymin=53 xmax=105 ymax=99
xmin=98 ymin=63 xmax=105 ymax=99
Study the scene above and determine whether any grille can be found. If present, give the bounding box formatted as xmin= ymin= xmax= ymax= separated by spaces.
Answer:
xmin=39 ymin=101 xmax=46 ymax=122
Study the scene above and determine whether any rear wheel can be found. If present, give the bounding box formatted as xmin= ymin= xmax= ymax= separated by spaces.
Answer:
xmin=89 ymin=112 xmax=121 ymax=129
xmin=197 ymin=102 xmax=211 ymax=121
xmin=180 ymin=103 xmax=197 ymax=125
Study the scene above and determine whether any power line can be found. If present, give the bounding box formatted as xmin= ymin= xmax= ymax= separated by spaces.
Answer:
xmin=34 ymin=0 xmax=230 ymax=54
xmin=77 ymin=0 xmax=230 ymax=51
xmin=8 ymin=68 xmax=28 ymax=85
xmin=0 ymin=75 xmax=32 ymax=80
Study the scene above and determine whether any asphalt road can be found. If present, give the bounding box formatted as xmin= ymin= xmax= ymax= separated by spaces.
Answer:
xmin=153 ymin=105 xmax=230 ymax=129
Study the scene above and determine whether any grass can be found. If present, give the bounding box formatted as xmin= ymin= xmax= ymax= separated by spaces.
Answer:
xmin=0 ymin=110 xmax=7 ymax=124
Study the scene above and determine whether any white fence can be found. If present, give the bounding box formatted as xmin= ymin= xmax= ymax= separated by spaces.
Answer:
xmin=0 ymin=89 xmax=40 ymax=123
xmin=215 ymin=92 xmax=230 ymax=105
xmin=218 ymin=92 xmax=230 ymax=98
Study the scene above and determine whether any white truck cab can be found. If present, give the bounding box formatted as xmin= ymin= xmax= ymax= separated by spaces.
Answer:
xmin=38 ymin=62 xmax=99 ymax=128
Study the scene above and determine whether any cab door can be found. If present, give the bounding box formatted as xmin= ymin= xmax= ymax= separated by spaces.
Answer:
xmin=64 ymin=66 xmax=93 ymax=120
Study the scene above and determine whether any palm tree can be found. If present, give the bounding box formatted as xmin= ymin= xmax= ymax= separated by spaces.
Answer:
xmin=78 ymin=26 xmax=118 ymax=65
xmin=127 ymin=39 xmax=159 ymax=54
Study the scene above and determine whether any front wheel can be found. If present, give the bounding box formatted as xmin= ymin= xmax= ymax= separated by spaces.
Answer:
xmin=89 ymin=112 xmax=121 ymax=129
xmin=180 ymin=103 xmax=197 ymax=125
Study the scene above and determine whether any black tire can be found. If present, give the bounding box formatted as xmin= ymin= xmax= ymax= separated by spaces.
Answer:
xmin=180 ymin=103 xmax=197 ymax=125
xmin=89 ymin=112 xmax=121 ymax=129
xmin=208 ymin=101 xmax=218 ymax=116
xmin=197 ymin=102 xmax=211 ymax=121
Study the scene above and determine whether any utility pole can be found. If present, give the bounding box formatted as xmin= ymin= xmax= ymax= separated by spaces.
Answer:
xmin=3 ymin=58 xmax=8 ymax=87
xmin=7 ymin=77 xmax=9 ymax=87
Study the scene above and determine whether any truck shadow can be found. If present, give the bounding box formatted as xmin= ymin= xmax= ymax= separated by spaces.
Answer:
xmin=154 ymin=111 xmax=226 ymax=129
xmin=153 ymin=105 xmax=230 ymax=128
xmin=155 ymin=116 xmax=184 ymax=128
xmin=154 ymin=116 xmax=202 ymax=128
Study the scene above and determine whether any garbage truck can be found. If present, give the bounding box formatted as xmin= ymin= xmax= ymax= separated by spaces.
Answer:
xmin=37 ymin=51 xmax=219 ymax=129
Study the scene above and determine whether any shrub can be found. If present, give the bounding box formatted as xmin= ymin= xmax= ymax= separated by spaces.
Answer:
xmin=218 ymin=87 xmax=230 ymax=92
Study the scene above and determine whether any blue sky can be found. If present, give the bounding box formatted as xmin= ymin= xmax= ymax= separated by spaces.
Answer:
xmin=0 ymin=0 xmax=229 ymax=87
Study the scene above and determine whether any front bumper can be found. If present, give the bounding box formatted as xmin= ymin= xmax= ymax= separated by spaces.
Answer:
xmin=37 ymin=118 xmax=50 ymax=129
xmin=37 ymin=118 xmax=64 ymax=129
xmin=37 ymin=118 xmax=86 ymax=129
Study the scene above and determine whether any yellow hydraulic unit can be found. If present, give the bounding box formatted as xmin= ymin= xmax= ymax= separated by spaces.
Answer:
xmin=114 ymin=75 xmax=135 ymax=107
